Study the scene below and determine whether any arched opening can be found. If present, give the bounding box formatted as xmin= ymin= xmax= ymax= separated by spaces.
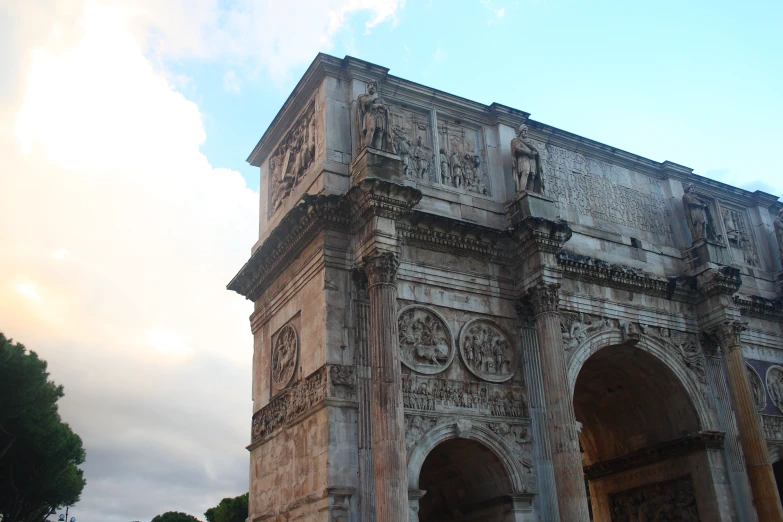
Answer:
xmin=774 ymin=459 xmax=783 ymax=505
xmin=418 ymin=438 xmax=513 ymax=522
xmin=574 ymin=343 xmax=706 ymax=521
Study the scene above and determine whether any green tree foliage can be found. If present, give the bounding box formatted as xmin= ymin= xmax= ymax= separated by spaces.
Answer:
xmin=151 ymin=512 xmax=202 ymax=522
xmin=204 ymin=493 xmax=248 ymax=522
xmin=0 ymin=333 xmax=86 ymax=522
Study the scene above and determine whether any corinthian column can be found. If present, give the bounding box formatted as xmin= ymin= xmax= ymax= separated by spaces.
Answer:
xmin=363 ymin=251 xmax=408 ymax=522
xmin=713 ymin=321 xmax=783 ymax=521
xmin=528 ymin=282 xmax=590 ymax=522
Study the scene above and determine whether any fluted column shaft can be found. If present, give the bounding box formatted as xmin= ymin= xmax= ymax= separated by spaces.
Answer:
xmin=364 ymin=252 xmax=408 ymax=522
xmin=715 ymin=322 xmax=783 ymax=521
xmin=529 ymin=283 xmax=590 ymax=522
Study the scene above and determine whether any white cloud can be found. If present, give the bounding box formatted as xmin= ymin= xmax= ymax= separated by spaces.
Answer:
xmin=1 ymin=2 xmax=261 ymax=521
xmin=223 ymin=70 xmax=242 ymax=94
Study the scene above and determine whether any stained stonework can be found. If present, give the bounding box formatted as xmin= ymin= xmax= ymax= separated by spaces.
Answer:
xmin=231 ymin=54 xmax=783 ymax=522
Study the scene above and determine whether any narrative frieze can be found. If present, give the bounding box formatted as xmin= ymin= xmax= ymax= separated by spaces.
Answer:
xmin=402 ymin=374 xmax=527 ymax=418
xmin=541 ymin=142 xmax=674 ymax=241
xmin=269 ymin=100 xmax=317 ymax=212
xmin=250 ymin=364 xmax=355 ymax=444
xmin=609 ymin=476 xmax=700 ymax=521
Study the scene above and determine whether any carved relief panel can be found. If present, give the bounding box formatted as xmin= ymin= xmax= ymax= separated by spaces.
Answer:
xmin=720 ymin=204 xmax=760 ymax=267
xmin=398 ymin=306 xmax=455 ymax=374
xmin=437 ymin=118 xmax=490 ymax=196
xmin=609 ymin=475 xmax=700 ymax=521
xmin=271 ymin=322 xmax=299 ymax=393
xmin=459 ymin=318 xmax=516 ymax=382
xmin=269 ymin=99 xmax=318 ymax=213
xmin=746 ymin=363 xmax=766 ymax=411
xmin=560 ymin=312 xmax=616 ymax=352
xmin=389 ymin=104 xmax=435 ymax=182
xmin=767 ymin=366 xmax=783 ymax=414
xmin=402 ymin=374 xmax=527 ymax=417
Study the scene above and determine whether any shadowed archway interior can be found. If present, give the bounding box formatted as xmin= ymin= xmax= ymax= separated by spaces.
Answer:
xmin=574 ymin=344 xmax=701 ymax=465
xmin=418 ymin=438 xmax=513 ymax=522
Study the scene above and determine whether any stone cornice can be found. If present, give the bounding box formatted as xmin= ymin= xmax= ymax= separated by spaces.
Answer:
xmin=347 ymin=178 xmax=422 ymax=223
xmin=555 ymin=250 xmax=690 ymax=300
xmin=696 ymin=265 xmax=742 ymax=299
xmin=228 ymin=193 xmax=351 ymax=301
xmin=734 ymin=293 xmax=783 ymax=320
xmin=398 ymin=210 xmax=512 ymax=259
xmin=511 ymin=217 xmax=572 ymax=256
xmin=583 ymin=431 xmax=725 ymax=481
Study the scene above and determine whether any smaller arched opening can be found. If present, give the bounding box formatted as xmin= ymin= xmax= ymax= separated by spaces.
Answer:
xmin=417 ymin=438 xmax=514 ymax=522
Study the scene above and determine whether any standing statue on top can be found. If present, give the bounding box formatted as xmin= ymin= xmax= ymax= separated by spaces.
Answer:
xmin=511 ymin=124 xmax=544 ymax=195
xmin=774 ymin=208 xmax=783 ymax=263
xmin=682 ymin=183 xmax=712 ymax=242
xmin=356 ymin=81 xmax=394 ymax=153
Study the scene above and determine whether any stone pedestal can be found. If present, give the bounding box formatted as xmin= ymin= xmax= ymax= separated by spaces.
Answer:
xmin=364 ymin=251 xmax=408 ymax=522
xmin=528 ymin=283 xmax=591 ymax=522
xmin=506 ymin=191 xmax=559 ymax=223
xmin=690 ymin=237 xmax=731 ymax=266
xmin=351 ymin=148 xmax=405 ymax=186
xmin=713 ymin=321 xmax=783 ymax=521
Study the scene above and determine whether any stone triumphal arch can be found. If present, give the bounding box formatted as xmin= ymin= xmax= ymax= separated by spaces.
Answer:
xmin=229 ymin=54 xmax=783 ymax=521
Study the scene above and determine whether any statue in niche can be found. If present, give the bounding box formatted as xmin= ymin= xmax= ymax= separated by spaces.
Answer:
xmin=682 ymin=183 xmax=713 ymax=242
xmin=356 ymin=81 xmax=393 ymax=153
xmin=774 ymin=208 xmax=783 ymax=262
xmin=511 ymin=124 xmax=544 ymax=195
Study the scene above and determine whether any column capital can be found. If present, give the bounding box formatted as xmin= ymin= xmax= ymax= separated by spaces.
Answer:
xmin=363 ymin=251 xmax=400 ymax=287
xmin=709 ymin=320 xmax=746 ymax=353
xmin=527 ymin=282 xmax=561 ymax=315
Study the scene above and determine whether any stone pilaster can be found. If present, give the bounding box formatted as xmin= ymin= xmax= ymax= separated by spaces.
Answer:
xmin=363 ymin=251 xmax=408 ymax=522
xmin=713 ymin=321 xmax=783 ymax=521
xmin=528 ymin=282 xmax=591 ymax=522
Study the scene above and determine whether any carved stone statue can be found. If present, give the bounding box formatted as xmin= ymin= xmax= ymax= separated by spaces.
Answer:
xmin=356 ymin=81 xmax=393 ymax=153
xmin=394 ymin=132 xmax=413 ymax=177
xmin=413 ymin=136 xmax=430 ymax=180
xmin=439 ymin=148 xmax=451 ymax=185
xmin=511 ymin=124 xmax=544 ymax=195
xmin=774 ymin=208 xmax=783 ymax=263
xmin=682 ymin=183 xmax=711 ymax=242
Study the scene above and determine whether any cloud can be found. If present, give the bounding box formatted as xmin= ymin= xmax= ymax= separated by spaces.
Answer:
xmin=223 ymin=70 xmax=242 ymax=94
xmin=1 ymin=3 xmax=262 ymax=522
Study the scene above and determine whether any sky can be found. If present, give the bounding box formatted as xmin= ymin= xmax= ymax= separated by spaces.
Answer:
xmin=0 ymin=1 xmax=781 ymax=522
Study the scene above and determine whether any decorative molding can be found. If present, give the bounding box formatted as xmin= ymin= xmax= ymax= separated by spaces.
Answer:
xmin=398 ymin=305 xmax=455 ymax=374
xmin=228 ymin=194 xmax=351 ymax=301
xmin=697 ymin=265 xmax=742 ymax=298
xmin=734 ymin=293 xmax=783 ymax=319
xmin=583 ymin=431 xmax=724 ymax=481
xmin=397 ymin=210 xmax=510 ymax=260
xmin=556 ymin=250 xmax=678 ymax=299
xmin=512 ymin=216 xmax=572 ymax=256
xmin=250 ymin=364 xmax=356 ymax=445
xmin=458 ymin=318 xmax=517 ymax=382
xmin=347 ymin=178 xmax=422 ymax=223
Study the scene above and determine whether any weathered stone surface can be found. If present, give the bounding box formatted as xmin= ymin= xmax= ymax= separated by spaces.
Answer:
xmin=231 ymin=54 xmax=783 ymax=522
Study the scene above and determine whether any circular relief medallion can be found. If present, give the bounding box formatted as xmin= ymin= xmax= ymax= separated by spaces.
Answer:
xmin=398 ymin=306 xmax=455 ymax=374
xmin=272 ymin=324 xmax=298 ymax=388
xmin=767 ymin=365 xmax=783 ymax=414
xmin=459 ymin=318 xmax=516 ymax=383
xmin=746 ymin=363 xmax=766 ymax=412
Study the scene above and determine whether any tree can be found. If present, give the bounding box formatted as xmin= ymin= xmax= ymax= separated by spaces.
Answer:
xmin=151 ymin=512 xmax=202 ymax=522
xmin=0 ymin=333 xmax=86 ymax=522
xmin=204 ymin=493 xmax=248 ymax=522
